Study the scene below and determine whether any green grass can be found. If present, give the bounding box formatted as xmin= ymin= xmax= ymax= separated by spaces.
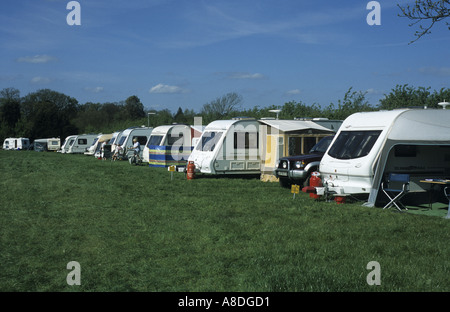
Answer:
xmin=0 ymin=150 xmax=449 ymax=292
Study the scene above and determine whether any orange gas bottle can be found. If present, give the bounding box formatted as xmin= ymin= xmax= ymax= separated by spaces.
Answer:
xmin=187 ymin=161 xmax=195 ymax=180
xmin=309 ymin=171 xmax=322 ymax=199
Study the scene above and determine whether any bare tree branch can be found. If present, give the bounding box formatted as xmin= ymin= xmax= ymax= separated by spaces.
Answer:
xmin=398 ymin=0 xmax=450 ymax=43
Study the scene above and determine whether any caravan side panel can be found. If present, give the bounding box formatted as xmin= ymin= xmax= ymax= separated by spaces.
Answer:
xmin=148 ymin=145 xmax=193 ymax=167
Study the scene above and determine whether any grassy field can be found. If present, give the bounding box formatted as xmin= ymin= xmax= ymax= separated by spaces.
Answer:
xmin=0 ymin=150 xmax=449 ymax=292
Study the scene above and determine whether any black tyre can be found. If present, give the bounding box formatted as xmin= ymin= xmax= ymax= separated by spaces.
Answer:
xmin=279 ymin=177 xmax=291 ymax=188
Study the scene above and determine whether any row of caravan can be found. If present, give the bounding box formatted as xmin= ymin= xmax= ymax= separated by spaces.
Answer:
xmin=5 ymin=108 xmax=449 ymax=208
xmin=58 ymin=118 xmax=342 ymax=178
xmin=184 ymin=108 xmax=450 ymax=208
xmin=60 ymin=125 xmax=205 ymax=166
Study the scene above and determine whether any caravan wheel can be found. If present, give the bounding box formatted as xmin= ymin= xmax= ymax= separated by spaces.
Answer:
xmin=279 ymin=178 xmax=291 ymax=188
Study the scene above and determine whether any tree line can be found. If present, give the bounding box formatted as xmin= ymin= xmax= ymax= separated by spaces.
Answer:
xmin=1 ymin=85 xmax=449 ymax=144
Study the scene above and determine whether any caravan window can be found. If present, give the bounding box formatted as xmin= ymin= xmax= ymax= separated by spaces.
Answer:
xmin=310 ymin=136 xmax=334 ymax=153
xmin=168 ymin=133 xmax=184 ymax=146
xmin=197 ymin=131 xmax=222 ymax=152
xmin=394 ymin=145 xmax=416 ymax=157
xmin=133 ymin=136 xmax=148 ymax=145
xmin=147 ymin=135 xmax=163 ymax=147
xmin=117 ymin=136 xmax=127 ymax=146
xmin=327 ymin=130 xmax=381 ymax=160
xmin=78 ymin=138 xmax=87 ymax=145
xmin=234 ymin=132 xmax=258 ymax=149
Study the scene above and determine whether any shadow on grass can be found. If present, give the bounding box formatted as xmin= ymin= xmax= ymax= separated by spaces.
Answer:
xmin=189 ymin=173 xmax=261 ymax=180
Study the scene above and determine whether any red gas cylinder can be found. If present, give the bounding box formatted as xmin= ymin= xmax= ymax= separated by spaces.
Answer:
xmin=187 ymin=161 xmax=195 ymax=180
xmin=309 ymin=171 xmax=323 ymax=199
xmin=334 ymin=196 xmax=347 ymax=204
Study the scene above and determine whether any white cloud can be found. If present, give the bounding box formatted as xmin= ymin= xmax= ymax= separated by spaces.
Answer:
xmin=84 ymin=86 xmax=104 ymax=93
xmin=16 ymin=54 xmax=57 ymax=64
xmin=149 ymin=83 xmax=188 ymax=94
xmin=365 ymin=88 xmax=385 ymax=96
xmin=228 ymin=72 xmax=265 ymax=79
xmin=31 ymin=76 xmax=51 ymax=84
xmin=286 ymin=89 xmax=301 ymax=95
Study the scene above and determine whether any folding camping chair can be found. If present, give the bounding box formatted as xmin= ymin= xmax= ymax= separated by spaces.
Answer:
xmin=381 ymin=173 xmax=410 ymax=211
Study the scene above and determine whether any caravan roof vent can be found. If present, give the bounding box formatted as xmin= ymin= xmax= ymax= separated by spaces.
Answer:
xmin=231 ymin=117 xmax=256 ymax=120
xmin=438 ymin=101 xmax=450 ymax=109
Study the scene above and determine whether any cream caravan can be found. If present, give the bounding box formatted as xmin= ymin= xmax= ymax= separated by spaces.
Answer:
xmin=318 ymin=108 xmax=450 ymax=207
xmin=33 ymin=138 xmax=60 ymax=152
xmin=188 ymin=118 xmax=261 ymax=175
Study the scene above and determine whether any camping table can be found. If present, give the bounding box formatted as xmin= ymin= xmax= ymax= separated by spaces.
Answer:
xmin=420 ymin=179 xmax=450 ymax=219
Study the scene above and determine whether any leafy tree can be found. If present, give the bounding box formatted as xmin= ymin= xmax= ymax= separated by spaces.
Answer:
xmin=101 ymin=102 xmax=122 ymax=121
xmin=72 ymin=102 xmax=106 ymax=133
xmin=124 ymin=95 xmax=145 ymax=120
xmin=173 ymin=107 xmax=187 ymax=124
xmin=427 ymin=87 xmax=450 ymax=107
xmin=19 ymin=89 xmax=79 ymax=141
xmin=0 ymin=88 xmax=22 ymax=143
xmin=278 ymin=101 xmax=323 ymax=120
xmin=378 ymin=84 xmax=435 ymax=109
xmin=323 ymin=87 xmax=374 ymax=120
xmin=152 ymin=109 xmax=174 ymax=127
xmin=398 ymin=0 xmax=450 ymax=43
xmin=181 ymin=108 xmax=197 ymax=125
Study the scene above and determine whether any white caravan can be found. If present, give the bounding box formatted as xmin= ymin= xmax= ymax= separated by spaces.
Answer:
xmin=84 ymin=133 xmax=113 ymax=156
xmin=108 ymin=131 xmax=122 ymax=153
xmin=60 ymin=135 xmax=77 ymax=153
xmin=84 ymin=134 xmax=102 ymax=155
xmin=93 ymin=133 xmax=114 ymax=158
xmin=108 ymin=131 xmax=121 ymax=146
xmin=66 ymin=134 xmax=99 ymax=154
xmin=2 ymin=137 xmax=30 ymax=150
xmin=188 ymin=118 xmax=261 ymax=175
xmin=318 ymin=108 xmax=450 ymax=206
xmin=114 ymin=126 xmax=153 ymax=158
xmin=33 ymin=138 xmax=60 ymax=152
xmin=144 ymin=124 xmax=203 ymax=165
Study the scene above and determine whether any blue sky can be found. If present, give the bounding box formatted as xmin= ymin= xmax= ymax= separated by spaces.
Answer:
xmin=1 ymin=0 xmax=449 ymax=113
